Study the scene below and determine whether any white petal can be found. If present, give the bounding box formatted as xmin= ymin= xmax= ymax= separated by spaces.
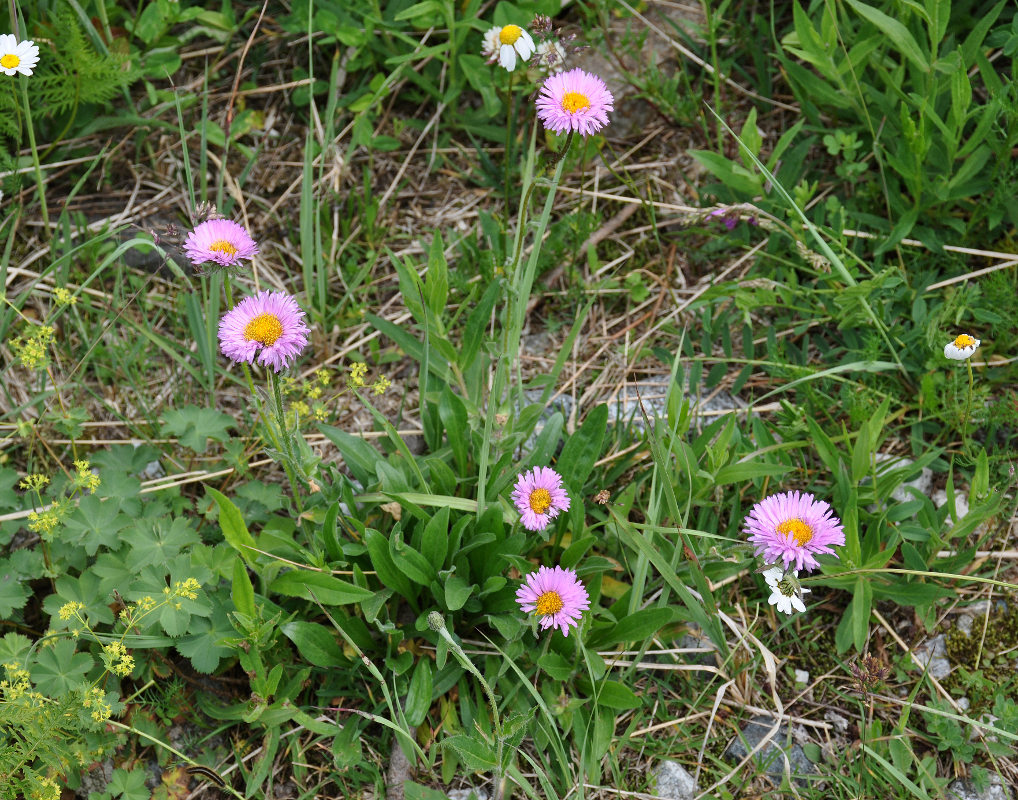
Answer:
xmin=515 ymin=31 xmax=535 ymax=60
xmin=499 ymin=44 xmax=516 ymax=71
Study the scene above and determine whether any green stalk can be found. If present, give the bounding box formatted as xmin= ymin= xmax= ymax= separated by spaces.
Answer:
xmin=19 ymin=79 xmax=49 ymax=233
xmin=962 ymin=359 xmax=974 ymax=449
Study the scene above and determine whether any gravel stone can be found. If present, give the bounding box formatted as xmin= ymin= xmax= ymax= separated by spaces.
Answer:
xmin=723 ymin=714 xmax=818 ymax=785
xmin=650 ymin=760 xmax=697 ymax=800
xmin=947 ymin=774 xmax=1014 ymax=800
xmin=913 ymin=634 xmax=951 ymax=680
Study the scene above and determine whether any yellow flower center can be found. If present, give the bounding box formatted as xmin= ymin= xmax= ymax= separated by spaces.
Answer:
xmin=1 ymin=54 xmax=20 ymax=69
xmin=209 ymin=239 xmax=239 ymax=257
xmin=499 ymin=25 xmax=522 ymax=45
xmin=535 ymin=590 xmax=564 ymax=616
xmin=953 ymin=334 xmax=976 ymax=348
xmin=777 ymin=518 xmax=813 ymax=547
xmin=529 ymin=488 xmax=552 ymax=515
xmin=244 ymin=313 xmax=283 ymax=346
xmin=561 ymin=92 xmax=591 ymax=114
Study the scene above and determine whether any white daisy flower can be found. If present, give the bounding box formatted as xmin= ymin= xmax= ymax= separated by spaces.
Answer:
xmin=763 ymin=567 xmax=810 ymax=615
xmin=0 ymin=34 xmax=40 ymax=77
xmin=944 ymin=334 xmax=980 ymax=360
xmin=534 ymin=39 xmax=567 ymax=73
xmin=494 ymin=25 xmax=535 ymax=72
xmin=481 ymin=26 xmax=502 ymax=63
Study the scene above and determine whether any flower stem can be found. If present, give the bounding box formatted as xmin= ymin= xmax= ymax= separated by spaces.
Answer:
xmin=963 ymin=359 xmax=974 ymax=449
xmin=19 ymin=78 xmax=49 ymax=234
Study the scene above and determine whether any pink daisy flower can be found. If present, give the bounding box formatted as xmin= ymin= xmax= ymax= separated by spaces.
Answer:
xmin=512 ymin=466 xmax=570 ymax=531
xmin=218 ymin=291 xmax=310 ymax=373
xmin=184 ymin=219 xmax=259 ymax=267
xmin=516 ymin=565 xmax=590 ymax=637
xmin=744 ymin=491 xmax=845 ymax=573
xmin=535 ymin=68 xmax=613 ymax=137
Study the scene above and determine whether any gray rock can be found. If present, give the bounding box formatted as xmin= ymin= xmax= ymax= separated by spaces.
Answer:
xmin=75 ymin=758 xmax=113 ymax=798
xmin=947 ymin=773 xmax=1014 ymax=800
xmin=650 ymin=759 xmax=697 ymax=800
xmin=723 ymin=714 xmax=818 ymax=785
xmin=793 ymin=669 xmax=810 ymax=685
xmin=447 ymin=790 xmax=489 ymax=800
xmin=873 ymin=453 xmax=933 ymax=504
xmin=913 ymin=635 xmax=951 ymax=680
xmin=141 ymin=459 xmax=165 ymax=480
xmin=606 ymin=377 xmax=746 ymax=433
xmin=677 ymin=625 xmax=718 ymax=668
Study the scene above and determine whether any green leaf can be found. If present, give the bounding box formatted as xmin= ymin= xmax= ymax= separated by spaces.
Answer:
xmin=441 ymin=734 xmax=498 ymax=771
xmin=390 ymin=531 xmax=435 ymax=586
xmin=404 ymin=658 xmax=433 ymax=726
xmin=424 ymin=232 xmax=449 ymax=322
xmin=0 ymin=558 xmax=28 ymax=617
xmin=318 ymin=424 xmax=383 ymax=487
xmin=281 ymin=621 xmax=346 ymax=667
xmin=30 ymin=638 xmax=93 ymax=695
xmin=597 ymin=608 xmax=675 ymax=648
xmin=232 ymin=559 xmax=256 ymax=619
xmin=688 ymin=150 xmax=762 ymax=196
xmin=364 ymin=529 xmax=414 ymax=597
xmin=845 ymin=0 xmax=930 ymax=70
xmin=851 ymin=578 xmax=872 ymax=651
xmin=595 ymin=680 xmax=642 ymax=710
xmin=713 ymin=460 xmax=791 ymax=486
xmin=109 ymin=768 xmax=149 ymax=800
xmin=421 ymin=506 xmax=449 ymax=570
xmin=64 ymin=494 xmax=129 ymax=555
xmin=270 ymin=570 xmax=374 ymax=605
xmin=161 ymin=406 xmax=235 ymax=454
xmin=557 ymin=404 xmax=608 ymax=491
xmin=443 ymin=575 xmax=473 ymax=611
xmin=537 ymin=652 xmax=574 ymax=680
xmin=175 ymin=605 xmax=233 ymax=674
xmin=207 ymin=487 xmax=257 ymax=566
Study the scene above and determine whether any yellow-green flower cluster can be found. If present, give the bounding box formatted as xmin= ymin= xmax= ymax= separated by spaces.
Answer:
xmin=173 ymin=578 xmax=201 ymax=600
xmin=349 ymin=362 xmax=368 ymax=387
xmin=18 ymin=474 xmax=49 ymax=492
xmin=101 ymin=641 xmax=135 ymax=677
xmin=348 ymin=361 xmax=392 ymax=395
xmin=73 ymin=460 xmax=100 ymax=493
xmin=28 ymin=776 xmax=60 ymax=800
xmin=285 ymin=368 xmax=332 ymax=422
xmin=81 ymin=686 xmax=111 ymax=723
xmin=117 ymin=595 xmax=157 ymax=629
xmin=27 ymin=500 xmax=69 ymax=541
xmin=58 ymin=601 xmax=85 ymax=621
xmin=53 ymin=287 xmax=77 ymax=306
xmin=10 ymin=325 xmax=55 ymax=370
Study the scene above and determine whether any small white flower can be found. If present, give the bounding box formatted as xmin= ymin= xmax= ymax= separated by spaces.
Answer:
xmin=482 ymin=26 xmax=502 ymax=63
xmin=534 ymin=39 xmax=567 ymax=73
xmin=495 ymin=25 xmax=535 ymax=72
xmin=0 ymin=34 xmax=40 ymax=77
xmin=944 ymin=334 xmax=980 ymax=360
xmin=763 ymin=567 xmax=810 ymax=615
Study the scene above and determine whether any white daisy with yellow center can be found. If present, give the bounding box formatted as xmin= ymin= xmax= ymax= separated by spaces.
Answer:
xmin=495 ymin=24 xmax=535 ymax=72
xmin=0 ymin=34 xmax=40 ymax=77
xmin=944 ymin=333 xmax=980 ymax=360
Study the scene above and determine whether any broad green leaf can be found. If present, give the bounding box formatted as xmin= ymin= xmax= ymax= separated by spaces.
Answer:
xmin=281 ymin=621 xmax=346 ymax=667
xmin=0 ymin=558 xmax=28 ymax=617
xmin=231 ymin=558 xmax=256 ymax=619
xmin=713 ymin=460 xmax=791 ymax=485
xmin=441 ymin=734 xmax=498 ymax=771
xmin=270 ymin=570 xmax=374 ymax=605
xmin=207 ymin=487 xmax=257 ymax=566
xmin=443 ymin=575 xmax=473 ymax=611
xmin=161 ymin=406 xmax=234 ymax=454
xmin=597 ymin=608 xmax=675 ymax=648
xmin=31 ymin=638 xmax=93 ymax=695
xmin=595 ymin=680 xmax=642 ymax=710
xmin=404 ymin=658 xmax=433 ymax=726
xmin=845 ymin=0 xmax=930 ymax=70
xmin=557 ymin=404 xmax=608 ymax=491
